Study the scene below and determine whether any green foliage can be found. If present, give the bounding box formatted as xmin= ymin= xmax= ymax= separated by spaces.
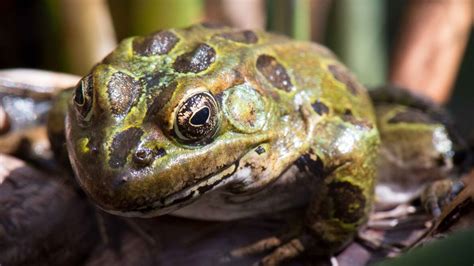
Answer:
xmin=376 ymin=228 xmax=474 ymax=266
xmin=327 ymin=0 xmax=387 ymax=87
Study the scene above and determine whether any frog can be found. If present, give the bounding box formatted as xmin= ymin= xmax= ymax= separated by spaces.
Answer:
xmin=369 ymin=87 xmax=463 ymax=215
xmin=42 ymin=23 xmax=458 ymax=264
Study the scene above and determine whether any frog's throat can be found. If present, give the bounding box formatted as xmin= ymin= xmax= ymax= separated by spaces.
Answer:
xmin=107 ymin=159 xmax=241 ymax=218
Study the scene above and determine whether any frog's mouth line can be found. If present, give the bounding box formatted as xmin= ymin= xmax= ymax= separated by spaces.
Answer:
xmin=110 ymin=161 xmax=240 ymax=217
xmin=161 ymin=161 xmax=239 ymax=207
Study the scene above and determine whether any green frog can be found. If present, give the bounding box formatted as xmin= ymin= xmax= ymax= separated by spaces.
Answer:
xmin=46 ymin=24 xmax=455 ymax=264
xmin=370 ymin=88 xmax=460 ymax=215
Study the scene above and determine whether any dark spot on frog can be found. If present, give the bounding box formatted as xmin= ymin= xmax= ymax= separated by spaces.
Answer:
xmin=328 ymin=64 xmax=360 ymax=95
xmin=342 ymin=109 xmax=354 ymax=122
xmin=145 ymin=81 xmax=177 ymax=122
xmin=255 ymin=146 xmax=266 ymax=155
xmin=387 ymin=109 xmax=437 ymax=124
xmin=311 ymin=101 xmax=329 ymax=115
xmin=107 ymin=72 xmax=140 ymax=115
xmin=256 ymin=54 xmax=294 ymax=92
xmin=216 ymin=30 xmax=258 ymax=44
xmin=200 ymin=21 xmax=226 ymax=29
xmin=141 ymin=71 xmax=165 ymax=89
xmin=296 ymin=153 xmax=325 ymax=178
xmin=173 ymin=43 xmax=216 ymax=73
xmin=327 ymin=181 xmax=366 ymax=224
xmin=109 ymin=127 xmax=144 ymax=168
xmin=342 ymin=109 xmax=373 ymax=129
xmin=133 ymin=30 xmax=179 ymax=56
xmin=243 ymin=161 xmax=267 ymax=175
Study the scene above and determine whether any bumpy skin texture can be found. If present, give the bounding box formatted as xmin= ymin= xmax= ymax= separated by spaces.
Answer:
xmin=369 ymin=87 xmax=457 ymax=209
xmin=375 ymin=103 xmax=454 ymax=205
xmin=60 ymin=24 xmax=381 ymax=257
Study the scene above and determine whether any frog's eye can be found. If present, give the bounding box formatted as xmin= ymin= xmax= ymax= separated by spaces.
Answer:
xmin=73 ymin=74 xmax=94 ymax=121
xmin=174 ymin=91 xmax=219 ymax=143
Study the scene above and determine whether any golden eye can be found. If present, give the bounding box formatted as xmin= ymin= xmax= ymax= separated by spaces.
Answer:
xmin=73 ymin=74 xmax=93 ymax=121
xmin=174 ymin=91 xmax=219 ymax=144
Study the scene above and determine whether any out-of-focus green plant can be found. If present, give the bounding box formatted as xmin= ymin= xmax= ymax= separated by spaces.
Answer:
xmin=292 ymin=0 xmax=310 ymax=40
xmin=328 ymin=0 xmax=387 ymax=87
xmin=266 ymin=0 xmax=311 ymax=41
xmin=45 ymin=0 xmax=117 ymax=75
xmin=108 ymin=0 xmax=203 ymax=39
xmin=376 ymin=227 xmax=474 ymax=266
xmin=130 ymin=0 xmax=203 ymax=35
xmin=266 ymin=0 xmax=291 ymax=36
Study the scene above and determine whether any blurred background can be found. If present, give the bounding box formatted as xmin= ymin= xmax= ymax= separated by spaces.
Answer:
xmin=0 ymin=0 xmax=472 ymax=134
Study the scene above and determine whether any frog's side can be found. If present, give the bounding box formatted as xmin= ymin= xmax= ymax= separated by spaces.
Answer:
xmin=52 ymin=24 xmax=381 ymax=261
xmin=375 ymin=103 xmax=455 ymax=206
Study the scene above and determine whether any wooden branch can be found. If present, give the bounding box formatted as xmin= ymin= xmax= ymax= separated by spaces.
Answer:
xmin=390 ymin=0 xmax=473 ymax=104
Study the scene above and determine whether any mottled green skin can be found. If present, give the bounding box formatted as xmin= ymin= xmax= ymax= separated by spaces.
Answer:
xmin=59 ymin=24 xmax=381 ymax=255
xmin=375 ymin=103 xmax=454 ymax=205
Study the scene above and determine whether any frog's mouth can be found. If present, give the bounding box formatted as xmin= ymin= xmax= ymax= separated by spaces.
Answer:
xmin=108 ymin=161 xmax=240 ymax=217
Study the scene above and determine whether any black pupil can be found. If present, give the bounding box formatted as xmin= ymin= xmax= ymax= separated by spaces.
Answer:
xmin=74 ymin=84 xmax=84 ymax=105
xmin=190 ymin=107 xmax=210 ymax=126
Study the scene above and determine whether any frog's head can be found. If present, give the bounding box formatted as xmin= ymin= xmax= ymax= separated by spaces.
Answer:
xmin=65 ymin=26 xmax=276 ymax=217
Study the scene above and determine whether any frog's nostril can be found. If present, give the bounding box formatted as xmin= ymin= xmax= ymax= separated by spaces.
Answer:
xmin=133 ymin=147 xmax=167 ymax=167
xmin=133 ymin=148 xmax=153 ymax=166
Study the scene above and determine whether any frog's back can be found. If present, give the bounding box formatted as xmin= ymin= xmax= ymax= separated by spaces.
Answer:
xmin=191 ymin=24 xmax=374 ymax=121
xmin=105 ymin=24 xmax=375 ymax=126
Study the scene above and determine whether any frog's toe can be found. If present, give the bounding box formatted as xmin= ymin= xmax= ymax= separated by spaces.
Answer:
xmin=230 ymin=233 xmax=315 ymax=265
xmin=230 ymin=236 xmax=284 ymax=258
xmin=258 ymin=238 xmax=305 ymax=266
xmin=421 ymin=179 xmax=465 ymax=217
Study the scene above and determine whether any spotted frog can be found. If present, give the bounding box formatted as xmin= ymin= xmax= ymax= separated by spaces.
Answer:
xmin=47 ymin=24 xmax=454 ymax=264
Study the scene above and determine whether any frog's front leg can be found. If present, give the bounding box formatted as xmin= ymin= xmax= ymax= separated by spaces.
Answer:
xmin=233 ymin=119 xmax=379 ymax=265
xmin=303 ymin=119 xmax=379 ymax=255
xmin=293 ymin=120 xmax=379 ymax=261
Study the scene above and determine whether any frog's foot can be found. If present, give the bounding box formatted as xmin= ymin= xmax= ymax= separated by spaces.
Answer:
xmin=230 ymin=234 xmax=307 ymax=266
xmin=421 ymin=178 xmax=465 ymax=217
xmin=369 ymin=203 xmax=417 ymax=229
xmin=257 ymin=238 xmax=306 ymax=266
xmin=230 ymin=235 xmax=285 ymax=258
